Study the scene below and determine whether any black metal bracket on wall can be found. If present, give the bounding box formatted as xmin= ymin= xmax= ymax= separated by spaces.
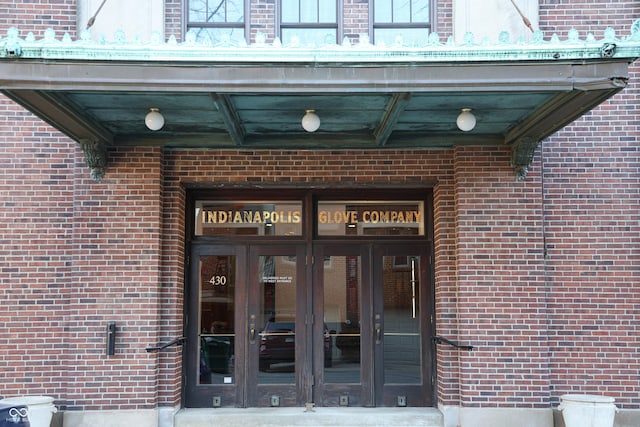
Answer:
xmin=432 ymin=336 xmax=474 ymax=351
xmin=146 ymin=337 xmax=186 ymax=353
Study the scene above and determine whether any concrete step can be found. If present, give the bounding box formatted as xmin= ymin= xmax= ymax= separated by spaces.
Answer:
xmin=175 ymin=407 xmax=444 ymax=427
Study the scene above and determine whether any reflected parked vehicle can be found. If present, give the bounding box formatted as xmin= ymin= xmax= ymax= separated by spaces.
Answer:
xmin=259 ymin=320 xmax=333 ymax=371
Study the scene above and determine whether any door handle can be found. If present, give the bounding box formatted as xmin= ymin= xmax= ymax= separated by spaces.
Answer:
xmin=249 ymin=315 xmax=256 ymax=343
xmin=375 ymin=323 xmax=381 ymax=344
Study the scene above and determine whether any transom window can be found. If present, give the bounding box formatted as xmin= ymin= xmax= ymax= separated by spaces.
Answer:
xmin=186 ymin=0 xmax=248 ymax=45
xmin=278 ymin=0 xmax=342 ymax=47
xmin=372 ymin=0 xmax=432 ymax=47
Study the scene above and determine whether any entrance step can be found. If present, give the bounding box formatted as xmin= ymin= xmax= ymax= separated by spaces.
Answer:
xmin=175 ymin=407 xmax=444 ymax=427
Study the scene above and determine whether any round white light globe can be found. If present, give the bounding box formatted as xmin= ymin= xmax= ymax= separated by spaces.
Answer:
xmin=145 ymin=108 xmax=165 ymax=131
xmin=456 ymin=109 xmax=476 ymax=132
xmin=301 ymin=110 xmax=320 ymax=132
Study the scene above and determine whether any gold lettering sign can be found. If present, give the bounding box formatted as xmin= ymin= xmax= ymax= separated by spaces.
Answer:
xmin=317 ymin=210 xmax=422 ymax=224
xmin=201 ymin=209 xmax=302 ymax=225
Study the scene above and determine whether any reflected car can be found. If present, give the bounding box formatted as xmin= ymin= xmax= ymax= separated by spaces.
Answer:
xmin=259 ymin=320 xmax=333 ymax=371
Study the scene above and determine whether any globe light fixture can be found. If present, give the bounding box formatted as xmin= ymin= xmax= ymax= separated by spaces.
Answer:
xmin=301 ymin=109 xmax=320 ymax=132
xmin=145 ymin=108 xmax=165 ymax=131
xmin=456 ymin=108 xmax=476 ymax=132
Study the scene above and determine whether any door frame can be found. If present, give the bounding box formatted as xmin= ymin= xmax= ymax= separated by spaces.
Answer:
xmin=372 ymin=243 xmax=435 ymax=407
xmin=184 ymin=243 xmax=247 ymax=408
xmin=246 ymin=243 xmax=308 ymax=407
xmin=183 ymin=188 xmax=436 ymax=408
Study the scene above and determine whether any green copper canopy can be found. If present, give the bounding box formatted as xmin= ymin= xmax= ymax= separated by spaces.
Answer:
xmin=0 ymin=20 xmax=638 ymax=180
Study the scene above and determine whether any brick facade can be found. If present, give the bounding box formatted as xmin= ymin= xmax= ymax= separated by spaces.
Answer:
xmin=0 ymin=0 xmax=638 ymax=421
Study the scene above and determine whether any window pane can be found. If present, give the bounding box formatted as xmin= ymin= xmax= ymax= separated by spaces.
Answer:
xmin=318 ymin=0 xmax=336 ymax=22
xmin=393 ymin=0 xmax=410 ymax=22
xmin=317 ymin=200 xmax=425 ymax=236
xmin=374 ymin=0 xmax=430 ymax=24
xmin=188 ymin=0 xmax=244 ymax=23
xmin=374 ymin=0 xmax=392 ymax=23
xmin=258 ymin=256 xmax=297 ymax=383
xmin=282 ymin=28 xmax=337 ymax=47
xmin=300 ymin=0 xmax=318 ymax=23
xmin=199 ymin=255 xmax=236 ymax=385
xmin=188 ymin=27 xmax=245 ymax=45
xmin=208 ymin=1 xmax=227 ymax=22
xmin=413 ymin=0 xmax=430 ymax=22
xmin=226 ymin=0 xmax=244 ymax=22
xmin=374 ymin=28 xmax=428 ymax=47
xmin=383 ymin=255 xmax=421 ymax=384
xmin=195 ymin=201 xmax=303 ymax=236
xmin=282 ymin=0 xmax=299 ymax=22
xmin=324 ymin=255 xmax=361 ymax=384
xmin=189 ymin=0 xmax=207 ymax=21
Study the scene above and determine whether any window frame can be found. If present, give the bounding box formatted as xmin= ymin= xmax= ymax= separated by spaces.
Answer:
xmin=184 ymin=0 xmax=251 ymax=45
xmin=276 ymin=0 xmax=344 ymax=47
xmin=369 ymin=0 xmax=435 ymax=46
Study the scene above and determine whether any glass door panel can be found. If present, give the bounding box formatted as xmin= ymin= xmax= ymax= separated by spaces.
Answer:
xmin=248 ymin=245 xmax=307 ymax=407
xmin=258 ymin=254 xmax=297 ymax=384
xmin=324 ymin=254 xmax=361 ymax=384
xmin=373 ymin=244 xmax=433 ymax=407
xmin=313 ymin=244 xmax=372 ymax=407
xmin=382 ymin=255 xmax=421 ymax=384
xmin=199 ymin=255 xmax=237 ymax=385
xmin=185 ymin=244 xmax=245 ymax=408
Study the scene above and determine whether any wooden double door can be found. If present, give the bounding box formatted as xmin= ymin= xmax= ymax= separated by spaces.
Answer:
xmin=185 ymin=241 xmax=435 ymax=408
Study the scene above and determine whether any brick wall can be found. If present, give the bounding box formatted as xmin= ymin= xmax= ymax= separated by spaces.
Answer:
xmin=0 ymin=95 xmax=74 ymax=400
xmin=453 ymin=146 xmax=549 ymax=407
xmin=539 ymin=0 xmax=640 ymax=409
xmin=0 ymin=0 xmax=638 ymax=414
xmin=0 ymin=0 xmax=76 ymax=403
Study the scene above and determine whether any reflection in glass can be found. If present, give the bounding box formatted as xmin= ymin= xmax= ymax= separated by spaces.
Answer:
xmin=258 ymin=256 xmax=297 ymax=384
xmin=383 ymin=256 xmax=421 ymax=384
xmin=198 ymin=255 xmax=236 ymax=385
xmin=281 ymin=29 xmax=337 ymax=47
xmin=324 ymin=256 xmax=361 ymax=383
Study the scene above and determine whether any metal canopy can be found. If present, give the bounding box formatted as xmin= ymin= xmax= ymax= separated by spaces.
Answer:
xmin=0 ymin=22 xmax=638 ymax=180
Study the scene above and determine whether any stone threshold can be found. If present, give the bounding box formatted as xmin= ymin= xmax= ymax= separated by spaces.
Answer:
xmin=175 ymin=407 xmax=444 ymax=427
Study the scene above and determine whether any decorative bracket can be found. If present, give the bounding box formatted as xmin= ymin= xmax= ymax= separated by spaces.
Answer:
xmin=511 ymin=137 xmax=540 ymax=181
xmin=80 ymin=139 xmax=108 ymax=181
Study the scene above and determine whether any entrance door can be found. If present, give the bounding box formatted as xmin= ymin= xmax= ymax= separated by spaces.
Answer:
xmin=185 ymin=244 xmax=245 ymax=408
xmin=185 ymin=243 xmax=307 ymax=408
xmin=314 ymin=243 xmax=434 ymax=407
xmin=247 ymin=244 xmax=307 ymax=407
xmin=372 ymin=244 xmax=433 ymax=407
xmin=185 ymin=242 xmax=434 ymax=408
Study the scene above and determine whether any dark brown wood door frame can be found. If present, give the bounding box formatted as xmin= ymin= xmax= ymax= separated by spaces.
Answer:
xmin=373 ymin=243 xmax=434 ymax=407
xmin=184 ymin=243 xmax=247 ymax=408
xmin=246 ymin=243 xmax=309 ymax=407
xmin=312 ymin=243 xmax=373 ymax=407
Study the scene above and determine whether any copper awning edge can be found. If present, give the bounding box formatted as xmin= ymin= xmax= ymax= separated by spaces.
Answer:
xmin=0 ymin=20 xmax=638 ymax=64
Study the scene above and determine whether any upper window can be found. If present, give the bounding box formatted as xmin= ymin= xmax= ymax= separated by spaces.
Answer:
xmin=279 ymin=0 xmax=342 ymax=47
xmin=186 ymin=0 xmax=247 ymax=45
xmin=372 ymin=0 xmax=432 ymax=47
